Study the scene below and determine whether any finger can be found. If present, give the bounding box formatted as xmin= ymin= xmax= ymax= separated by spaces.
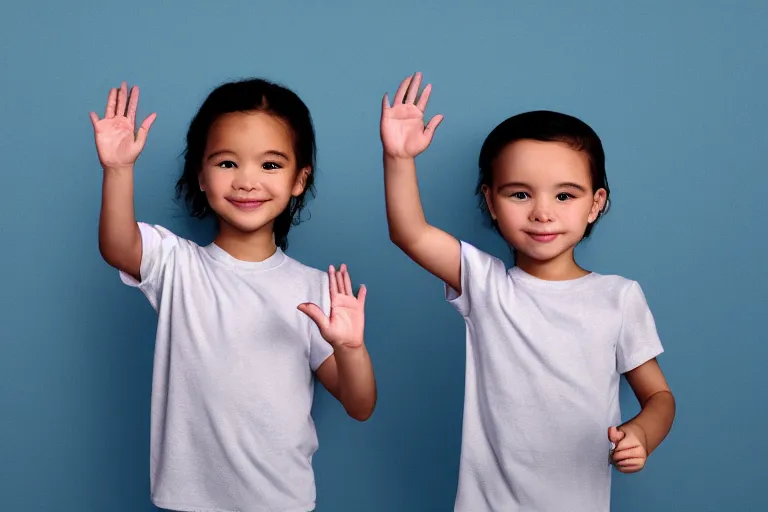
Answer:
xmin=117 ymin=81 xmax=128 ymax=117
xmin=297 ymin=303 xmax=329 ymax=331
xmin=335 ymin=266 xmax=346 ymax=296
xmin=328 ymin=265 xmax=339 ymax=296
xmin=89 ymin=112 xmax=99 ymax=127
xmin=424 ymin=114 xmax=444 ymax=140
xmin=612 ymin=446 xmax=643 ymax=461
xmin=607 ymin=426 xmax=625 ymax=444
xmin=613 ymin=432 xmax=638 ymax=452
xmin=105 ymin=88 xmax=117 ymax=118
xmin=357 ymin=284 xmax=367 ymax=307
xmin=416 ymin=83 xmax=432 ymax=111
xmin=127 ymin=85 xmax=139 ymax=126
xmin=135 ymin=113 xmax=156 ymax=148
xmin=382 ymin=93 xmax=390 ymax=111
xmin=341 ymin=264 xmax=353 ymax=295
xmin=393 ymin=75 xmax=412 ymax=105
xmin=616 ymin=458 xmax=645 ymax=470
xmin=405 ymin=72 xmax=422 ymax=104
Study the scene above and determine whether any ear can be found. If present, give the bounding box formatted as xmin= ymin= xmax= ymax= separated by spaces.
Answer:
xmin=588 ymin=188 xmax=608 ymax=223
xmin=198 ymin=170 xmax=206 ymax=192
xmin=292 ymin=166 xmax=311 ymax=197
xmin=482 ymin=184 xmax=497 ymax=220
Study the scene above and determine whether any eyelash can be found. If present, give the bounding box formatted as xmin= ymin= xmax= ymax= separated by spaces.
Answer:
xmin=508 ymin=192 xmax=576 ymax=201
xmin=215 ymin=161 xmax=283 ymax=171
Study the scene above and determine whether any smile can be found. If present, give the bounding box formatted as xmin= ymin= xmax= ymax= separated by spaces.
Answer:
xmin=227 ymin=199 xmax=266 ymax=211
xmin=526 ymin=232 xmax=559 ymax=243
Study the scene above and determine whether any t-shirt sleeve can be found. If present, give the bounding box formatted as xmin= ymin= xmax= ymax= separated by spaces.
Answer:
xmin=444 ymin=241 xmax=506 ymax=318
xmin=119 ymin=222 xmax=182 ymax=311
xmin=616 ymin=281 xmax=665 ymax=374
xmin=308 ymin=273 xmax=334 ymax=371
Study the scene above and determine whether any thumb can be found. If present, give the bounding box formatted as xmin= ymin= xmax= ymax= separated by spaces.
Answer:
xmin=424 ymin=114 xmax=444 ymax=142
xmin=298 ymin=303 xmax=329 ymax=330
xmin=608 ymin=426 xmax=625 ymax=444
xmin=135 ymin=112 xmax=157 ymax=148
xmin=357 ymin=284 xmax=367 ymax=308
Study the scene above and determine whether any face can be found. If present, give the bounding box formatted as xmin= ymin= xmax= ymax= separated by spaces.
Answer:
xmin=483 ymin=140 xmax=607 ymax=264
xmin=199 ymin=111 xmax=309 ymax=236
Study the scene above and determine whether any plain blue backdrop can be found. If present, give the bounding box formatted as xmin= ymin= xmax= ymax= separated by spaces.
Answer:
xmin=1 ymin=1 xmax=766 ymax=510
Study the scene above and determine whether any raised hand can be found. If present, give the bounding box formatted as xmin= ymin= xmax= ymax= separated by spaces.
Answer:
xmin=298 ymin=264 xmax=367 ymax=350
xmin=380 ymin=72 xmax=443 ymax=159
xmin=608 ymin=425 xmax=648 ymax=474
xmin=90 ymin=82 xmax=156 ymax=170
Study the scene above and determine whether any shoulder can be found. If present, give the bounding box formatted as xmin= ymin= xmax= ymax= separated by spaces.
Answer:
xmin=458 ymin=240 xmax=509 ymax=280
xmin=280 ymin=255 xmax=330 ymax=291
xmin=587 ymin=273 xmax=649 ymax=308
xmin=137 ymin=221 xmax=199 ymax=252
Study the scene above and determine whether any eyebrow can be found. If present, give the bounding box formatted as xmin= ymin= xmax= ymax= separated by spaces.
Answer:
xmin=206 ymin=149 xmax=291 ymax=161
xmin=497 ymin=181 xmax=587 ymax=192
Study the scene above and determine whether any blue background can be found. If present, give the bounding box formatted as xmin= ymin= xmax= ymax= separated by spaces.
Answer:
xmin=1 ymin=1 xmax=765 ymax=510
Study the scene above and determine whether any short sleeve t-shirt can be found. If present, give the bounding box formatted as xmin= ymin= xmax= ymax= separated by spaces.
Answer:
xmin=446 ymin=241 xmax=664 ymax=512
xmin=121 ymin=222 xmax=334 ymax=512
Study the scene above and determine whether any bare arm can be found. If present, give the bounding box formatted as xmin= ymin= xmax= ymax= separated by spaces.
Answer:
xmin=90 ymin=82 xmax=156 ymax=281
xmin=99 ymin=167 xmax=142 ymax=280
xmin=299 ymin=265 xmax=377 ymax=421
xmin=622 ymin=358 xmax=676 ymax=455
xmin=315 ymin=345 xmax=376 ymax=421
xmin=609 ymin=358 xmax=676 ymax=473
xmin=381 ymin=73 xmax=461 ymax=293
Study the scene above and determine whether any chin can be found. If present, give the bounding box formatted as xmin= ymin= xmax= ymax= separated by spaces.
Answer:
xmin=515 ymin=242 xmax=574 ymax=263
xmin=214 ymin=210 xmax=273 ymax=234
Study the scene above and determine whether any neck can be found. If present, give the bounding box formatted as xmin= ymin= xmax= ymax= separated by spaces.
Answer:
xmin=214 ymin=220 xmax=278 ymax=262
xmin=515 ymin=248 xmax=590 ymax=281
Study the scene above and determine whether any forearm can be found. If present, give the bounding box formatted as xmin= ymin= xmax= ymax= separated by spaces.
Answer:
xmin=383 ymin=155 xmax=429 ymax=247
xmin=333 ymin=344 xmax=376 ymax=421
xmin=99 ymin=166 xmax=141 ymax=274
xmin=622 ymin=390 xmax=676 ymax=455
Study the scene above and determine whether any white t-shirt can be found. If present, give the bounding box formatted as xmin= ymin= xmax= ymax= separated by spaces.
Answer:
xmin=120 ymin=222 xmax=334 ymax=512
xmin=445 ymin=242 xmax=664 ymax=512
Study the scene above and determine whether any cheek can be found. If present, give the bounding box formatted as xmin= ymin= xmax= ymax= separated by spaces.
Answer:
xmin=567 ymin=202 xmax=595 ymax=224
xmin=495 ymin=200 xmax=527 ymax=225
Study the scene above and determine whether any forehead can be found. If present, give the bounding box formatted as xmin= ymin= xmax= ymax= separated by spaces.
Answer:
xmin=493 ymin=139 xmax=591 ymax=186
xmin=205 ymin=111 xmax=294 ymax=154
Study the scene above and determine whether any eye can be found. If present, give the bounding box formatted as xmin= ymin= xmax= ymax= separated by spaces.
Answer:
xmin=556 ymin=192 xmax=574 ymax=202
xmin=216 ymin=160 xmax=237 ymax=169
xmin=262 ymin=161 xmax=282 ymax=171
xmin=509 ymin=191 xmax=529 ymax=200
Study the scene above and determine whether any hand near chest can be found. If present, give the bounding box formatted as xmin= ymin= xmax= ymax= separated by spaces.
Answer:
xmin=298 ymin=264 xmax=366 ymax=349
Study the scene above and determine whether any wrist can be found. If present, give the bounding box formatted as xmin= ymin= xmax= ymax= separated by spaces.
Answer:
xmin=332 ymin=340 xmax=365 ymax=355
xmin=383 ymin=152 xmax=416 ymax=166
xmin=103 ymin=165 xmax=135 ymax=176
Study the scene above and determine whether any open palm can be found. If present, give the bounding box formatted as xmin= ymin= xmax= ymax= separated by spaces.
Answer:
xmin=298 ymin=264 xmax=366 ymax=350
xmin=90 ymin=82 xmax=156 ymax=169
xmin=381 ymin=72 xmax=443 ymax=158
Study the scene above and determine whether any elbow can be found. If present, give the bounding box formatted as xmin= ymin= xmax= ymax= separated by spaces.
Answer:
xmin=345 ymin=396 xmax=377 ymax=422
xmin=98 ymin=239 xmax=118 ymax=269
xmin=347 ymin=407 xmax=374 ymax=422
xmin=388 ymin=228 xmax=415 ymax=254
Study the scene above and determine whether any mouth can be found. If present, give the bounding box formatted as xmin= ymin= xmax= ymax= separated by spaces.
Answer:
xmin=526 ymin=232 xmax=560 ymax=243
xmin=227 ymin=198 xmax=267 ymax=211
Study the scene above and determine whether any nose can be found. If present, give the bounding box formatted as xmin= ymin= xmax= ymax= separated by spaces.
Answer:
xmin=529 ymin=200 xmax=554 ymax=223
xmin=231 ymin=165 xmax=261 ymax=192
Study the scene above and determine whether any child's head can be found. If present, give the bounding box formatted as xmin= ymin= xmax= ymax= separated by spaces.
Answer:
xmin=477 ymin=110 xmax=610 ymax=263
xmin=176 ymin=78 xmax=316 ymax=250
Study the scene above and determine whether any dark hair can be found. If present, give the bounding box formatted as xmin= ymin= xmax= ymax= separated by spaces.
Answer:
xmin=477 ymin=110 xmax=610 ymax=239
xmin=176 ymin=78 xmax=316 ymax=250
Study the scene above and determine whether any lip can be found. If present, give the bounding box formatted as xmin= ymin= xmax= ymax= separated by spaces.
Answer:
xmin=227 ymin=198 xmax=267 ymax=211
xmin=526 ymin=232 xmax=560 ymax=243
